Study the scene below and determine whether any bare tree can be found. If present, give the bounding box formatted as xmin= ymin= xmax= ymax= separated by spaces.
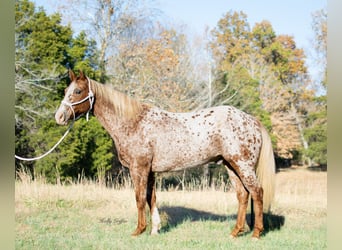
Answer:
xmin=15 ymin=9 xmax=64 ymax=128
xmin=54 ymin=0 xmax=159 ymax=80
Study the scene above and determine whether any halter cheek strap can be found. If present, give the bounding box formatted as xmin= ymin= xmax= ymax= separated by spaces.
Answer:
xmin=62 ymin=77 xmax=94 ymax=121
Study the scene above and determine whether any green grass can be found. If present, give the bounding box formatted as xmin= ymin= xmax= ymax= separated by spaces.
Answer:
xmin=15 ymin=169 xmax=327 ymax=249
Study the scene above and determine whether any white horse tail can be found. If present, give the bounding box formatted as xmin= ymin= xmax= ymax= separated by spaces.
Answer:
xmin=256 ymin=125 xmax=276 ymax=212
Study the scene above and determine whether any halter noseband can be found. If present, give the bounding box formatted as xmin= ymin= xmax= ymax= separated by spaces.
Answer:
xmin=61 ymin=77 xmax=94 ymax=121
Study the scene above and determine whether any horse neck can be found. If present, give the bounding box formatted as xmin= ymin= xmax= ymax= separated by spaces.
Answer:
xmin=90 ymin=80 xmax=147 ymax=135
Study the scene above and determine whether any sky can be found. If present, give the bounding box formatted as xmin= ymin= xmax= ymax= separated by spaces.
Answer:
xmin=32 ymin=0 xmax=326 ymax=81
xmin=32 ymin=0 xmax=326 ymax=50
xmin=157 ymin=0 xmax=326 ymax=52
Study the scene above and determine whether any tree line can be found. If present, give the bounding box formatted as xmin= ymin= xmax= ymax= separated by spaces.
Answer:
xmin=15 ymin=0 xmax=327 ymax=185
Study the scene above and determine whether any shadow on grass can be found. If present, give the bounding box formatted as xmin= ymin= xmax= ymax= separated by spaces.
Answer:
xmin=159 ymin=206 xmax=285 ymax=236
xmin=246 ymin=212 xmax=286 ymax=236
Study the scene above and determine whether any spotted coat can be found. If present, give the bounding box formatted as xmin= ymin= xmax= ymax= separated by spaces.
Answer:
xmin=55 ymin=71 xmax=275 ymax=240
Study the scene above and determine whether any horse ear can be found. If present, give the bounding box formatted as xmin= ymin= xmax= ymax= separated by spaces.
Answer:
xmin=69 ymin=69 xmax=76 ymax=82
xmin=79 ymin=70 xmax=86 ymax=80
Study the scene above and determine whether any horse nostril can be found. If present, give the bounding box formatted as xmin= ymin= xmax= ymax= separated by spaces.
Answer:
xmin=55 ymin=111 xmax=65 ymax=124
xmin=59 ymin=112 xmax=65 ymax=121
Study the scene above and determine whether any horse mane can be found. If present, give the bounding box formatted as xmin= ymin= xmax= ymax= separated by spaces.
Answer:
xmin=92 ymin=80 xmax=147 ymax=121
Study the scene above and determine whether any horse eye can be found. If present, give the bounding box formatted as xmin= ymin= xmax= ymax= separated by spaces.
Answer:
xmin=74 ymin=89 xmax=82 ymax=95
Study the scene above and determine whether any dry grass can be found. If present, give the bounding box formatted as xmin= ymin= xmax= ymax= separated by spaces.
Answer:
xmin=15 ymin=167 xmax=327 ymax=249
xmin=274 ymin=168 xmax=326 ymax=209
xmin=16 ymin=167 xmax=326 ymax=216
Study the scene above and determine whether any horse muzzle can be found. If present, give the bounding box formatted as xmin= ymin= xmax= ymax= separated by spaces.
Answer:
xmin=55 ymin=107 xmax=70 ymax=125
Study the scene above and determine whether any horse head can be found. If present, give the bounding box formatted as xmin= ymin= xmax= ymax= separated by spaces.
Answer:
xmin=55 ymin=69 xmax=94 ymax=125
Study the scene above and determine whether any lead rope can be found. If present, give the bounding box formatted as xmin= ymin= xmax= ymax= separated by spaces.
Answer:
xmin=14 ymin=122 xmax=74 ymax=161
xmin=15 ymin=78 xmax=94 ymax=162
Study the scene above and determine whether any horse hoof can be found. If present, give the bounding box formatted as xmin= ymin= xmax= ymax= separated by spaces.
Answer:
xmin=131 ymin=228 xmax=146 ymax=236
xmin=150 ymin=227 xmax=160 ymax=235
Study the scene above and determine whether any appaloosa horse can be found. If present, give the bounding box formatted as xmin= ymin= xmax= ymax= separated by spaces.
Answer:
xmin=55 ymin=70 xmax=275 ymax=240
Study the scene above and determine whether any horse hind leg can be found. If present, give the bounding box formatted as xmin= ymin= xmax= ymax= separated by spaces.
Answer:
xmin=231 ymin=162 xmax=264 ymax=239
xmin=225 ymin=160 xmax=264 ymax=240
xmin=248 ymin=184 xmax=264 ymax=240
xmin=225 ymin=166 xmax=250 ymax=238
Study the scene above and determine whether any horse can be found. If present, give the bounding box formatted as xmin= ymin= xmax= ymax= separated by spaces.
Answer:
xmin=55 ymin=70 xmax=276 ymax=240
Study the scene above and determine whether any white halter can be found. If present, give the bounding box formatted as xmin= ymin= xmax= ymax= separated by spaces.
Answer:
xmin=61 ymin=77 xmax=94 ymax=121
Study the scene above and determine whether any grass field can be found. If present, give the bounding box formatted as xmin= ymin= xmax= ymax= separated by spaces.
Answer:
xmin=15 ymin=168 xmax=327 ymax=249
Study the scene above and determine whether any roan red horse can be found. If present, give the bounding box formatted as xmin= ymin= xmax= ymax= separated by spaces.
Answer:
xmin=55 ymin=70 xmax=275 ymax=240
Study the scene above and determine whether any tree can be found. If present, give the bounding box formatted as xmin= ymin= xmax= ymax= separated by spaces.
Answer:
xmin=211 ymin=11 xmax=251 ymax=69
xmin=302 ymin=8 xmax=327 ymax=167
xmin=210 ymin=10 xmax=315 ymax=163
xmin=311 ymin=8 xmax=327 ymax=89
xmin=210 ymin=11 xmax=272 ymax=130
xmin=15 ymin=0 xmax=73 ymax=173
xmin=252 ymin=22 xmax=312 ymax=162
xmin=15 ymin=0 xmax=114 ymax=182
xmin=303 ymin=96 xmax=327 ymax=166
xmin=110 ymin=26 xmax=203 ymax=112
xmin=32 ymin=118 xmax=114 ymax=184
xmin=52 ymin=0 xmax=159 ymax=82
xmin=251 ymin=20 xmax=276 ymax=50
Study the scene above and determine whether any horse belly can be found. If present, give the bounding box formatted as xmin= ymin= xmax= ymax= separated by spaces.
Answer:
xmin=152 ymin=155 xmax=214 ymax=172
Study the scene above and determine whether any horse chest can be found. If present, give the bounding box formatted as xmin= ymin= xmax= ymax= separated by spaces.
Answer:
xmin=113 ymin=131 xmax=153 ymax=168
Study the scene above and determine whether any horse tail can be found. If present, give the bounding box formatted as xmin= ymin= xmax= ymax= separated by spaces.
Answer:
xmin=256 ymin=125 xmax=276 ymax=212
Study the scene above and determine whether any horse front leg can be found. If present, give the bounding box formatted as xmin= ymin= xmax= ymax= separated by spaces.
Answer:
xmin=130 ymin=165 xmax=149 ymax=236
xmin=147 ymin=171 xmax=161 ymax=235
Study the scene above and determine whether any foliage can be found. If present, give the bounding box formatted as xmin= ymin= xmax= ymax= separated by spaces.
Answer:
xmin=32 ymin=118 xmax=114 ymax=183
xmin=303 ymin=96 xmax=327 ymax=166
xmin=210 ymin=12 xmax=275 ymax=136
xmin=111 ymin=27 xmax=200 ymax=112
xmin=15 ymin=0 xmax=114 ymax=182
xmin=302 ymin=8 xmax=327 ymax=166
xmin=209 ymin=10 xmax=324 ymax=161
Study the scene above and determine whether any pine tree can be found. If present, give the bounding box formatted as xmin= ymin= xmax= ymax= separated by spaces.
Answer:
xmin=15 ymin=0 xmax=115 ymax=182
